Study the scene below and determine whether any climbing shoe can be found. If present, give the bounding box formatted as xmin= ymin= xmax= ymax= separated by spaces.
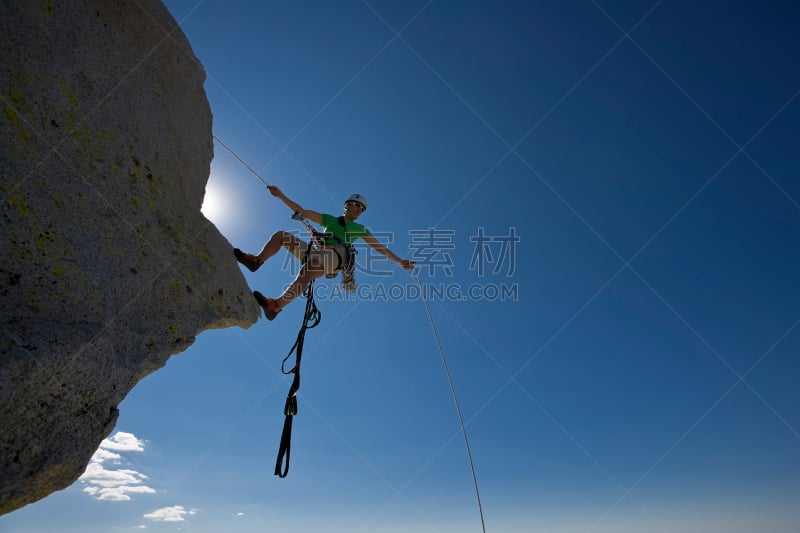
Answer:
xmin=234 ymin=248 xmax=262 ymax=272
xmin=254 ymin=290 xmax=281 ymax=321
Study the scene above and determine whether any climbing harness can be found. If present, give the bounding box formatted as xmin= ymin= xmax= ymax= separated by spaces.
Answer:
xmin=291 ymin=211 xmax=358 ymax=293
xmin=274 ymin=258 xmax=321 ymax=478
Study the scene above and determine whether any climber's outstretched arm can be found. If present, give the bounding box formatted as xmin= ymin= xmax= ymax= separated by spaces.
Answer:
xmin=267 ymin=185 xmax=322 ymax=224
xmin=362 ymin=234 xmax=415 ymax=270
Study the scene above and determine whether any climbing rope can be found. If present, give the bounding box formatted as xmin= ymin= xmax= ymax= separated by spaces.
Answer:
xmin=414 ymin=271 xmax=487 ymax=533
xmin=213 ymin=134 xmax=271 ymax=186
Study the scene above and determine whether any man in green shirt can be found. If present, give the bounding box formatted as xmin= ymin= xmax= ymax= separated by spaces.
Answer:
xmin=234 ymin=185 xmax=415 ymax=320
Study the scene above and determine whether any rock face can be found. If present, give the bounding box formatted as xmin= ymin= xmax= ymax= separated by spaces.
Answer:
xmin=0 ymin=0 xmax=260 ymax=514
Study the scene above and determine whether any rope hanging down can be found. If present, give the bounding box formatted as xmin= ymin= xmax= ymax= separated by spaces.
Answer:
xmin=274 ymin=253 xmax=321 ymax=478
xmin=414 ymin=272 xmax=487 ymax=533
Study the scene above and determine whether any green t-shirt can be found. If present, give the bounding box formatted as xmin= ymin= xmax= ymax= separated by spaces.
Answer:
xmin=320 ymin=213 xmax=370 ymax=245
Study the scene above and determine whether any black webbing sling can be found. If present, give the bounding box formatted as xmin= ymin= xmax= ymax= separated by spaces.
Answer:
xmin=274 ymin=250 xmax=321 ymax=478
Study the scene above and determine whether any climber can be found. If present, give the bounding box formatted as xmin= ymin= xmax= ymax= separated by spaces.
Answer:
xmin=234 ymin=185 xmax=415 ymax=320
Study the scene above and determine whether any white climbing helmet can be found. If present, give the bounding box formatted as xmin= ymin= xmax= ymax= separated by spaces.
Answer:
xmin=345 ymin=193 xmax=367 ymax=211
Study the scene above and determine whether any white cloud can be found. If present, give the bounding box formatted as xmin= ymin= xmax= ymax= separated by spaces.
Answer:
xmin=79 ymin=431 xmax=155 ymax=501
xmin=237 ymin=512 xmax=245 ymax=517
xmin=91 ymin=448 xmax=122 ymax=463
xmin=144 ymin=505 xmax=197 ymax=522
xmin=99 ymin=431 xmax=145 ymax=452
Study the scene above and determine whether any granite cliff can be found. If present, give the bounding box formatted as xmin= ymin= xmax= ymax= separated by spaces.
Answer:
xmin=0 ymin=0 xmax=259 ymax=514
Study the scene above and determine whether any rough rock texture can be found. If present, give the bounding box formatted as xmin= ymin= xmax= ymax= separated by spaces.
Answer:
xmin=0 ymin=0 xmax=260 ymax=514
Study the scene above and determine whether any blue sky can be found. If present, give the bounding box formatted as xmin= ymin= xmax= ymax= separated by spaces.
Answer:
xmin=4 ymin=1 xmax=800 ymax=532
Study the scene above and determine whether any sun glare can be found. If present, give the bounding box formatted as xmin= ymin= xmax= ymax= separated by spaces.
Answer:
xmin=201 ymin=175 xmax=230 ymax=227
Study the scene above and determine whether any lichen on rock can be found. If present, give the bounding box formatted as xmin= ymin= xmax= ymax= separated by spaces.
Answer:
xmin=0 ymin=0 xmax=259 ymax=514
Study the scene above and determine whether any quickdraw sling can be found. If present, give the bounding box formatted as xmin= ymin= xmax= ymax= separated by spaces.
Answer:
xmin=275 ymin=212 xmax=360 ymax=478
xmin=274 ymin=239 xmax=321 ymax=478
